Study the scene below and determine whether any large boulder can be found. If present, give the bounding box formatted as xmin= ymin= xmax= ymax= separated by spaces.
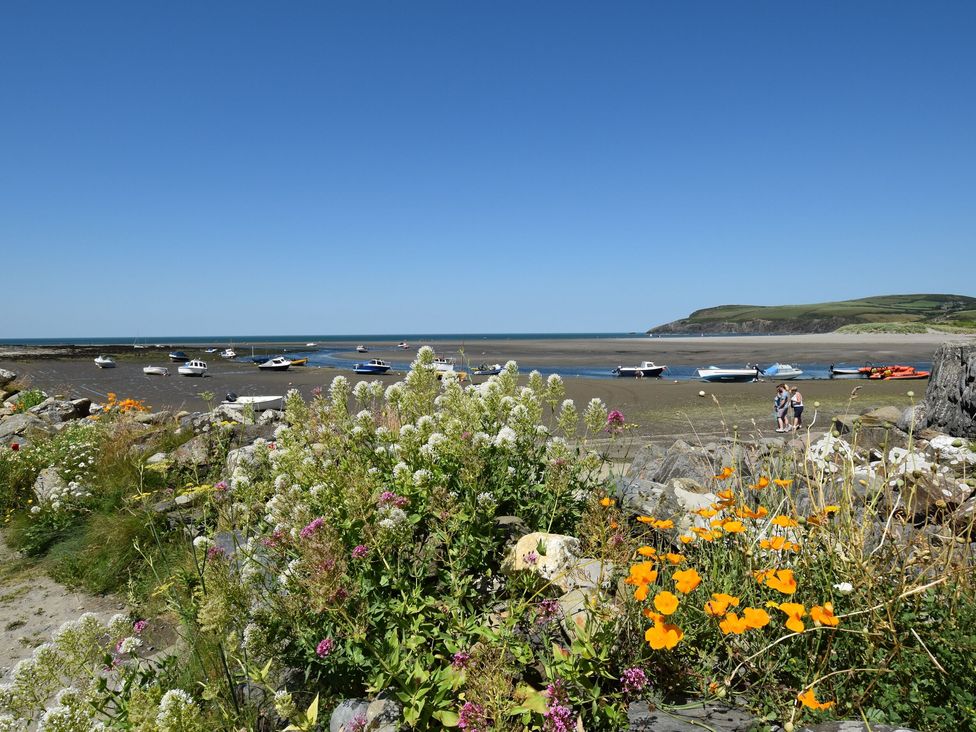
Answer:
xmin=0 ymin=368 xmax=16 ymax=389
xmin=504 ymin=532 xmax=583 ymax=592
xmin=0 ymin=412 xmax=55 ymax=443
xmin=923 ymin=342 xmax=976 ymax=437
xmin=172 ymin=433 xmax=212 ymax=469
xmin=628 ymin=700 xmax=758 ymax=731
xmin=29 ymin=398 xmax=80 ymax=423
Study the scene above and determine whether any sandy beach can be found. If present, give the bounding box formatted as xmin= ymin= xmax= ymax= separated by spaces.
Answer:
xmin=4 ymin=332 xmax=959 ymax=440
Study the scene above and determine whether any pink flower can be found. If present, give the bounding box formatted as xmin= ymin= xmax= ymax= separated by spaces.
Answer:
xmin=316 ymin=637 xmax=335 ymax=658
xmin=543 ymin=680 xmax=576 ymax=732
xmin=525 ymin=551 xmax=539 ymax=565
xmin=379 ymin=491 xmax=409 ymax=508
xmin=351 ymin=544 xmax=369 ymax=559
xmin=207 ymin=546 xmax=225 ymax=560
xmin=451 ymin=651 xmax=471 ymax=669
xmin=536 ymin=599 xmax=560 ymax=624
xmin=620 ymin=667 xmax=647 ymax=695
xmin=300 ymin=517 xmax=326 ymax=539
xmin=458 ymin=701 xmax=487 ymax=731
xmin=10 ymin=443 xmax=18 ymax=451
xmin=607 ymin=410 xmax=625 ymax=426
xmin=214 ymin=481 xmax=228 ymax=493
xmin=133 ymin=620 xmax=148 ymax=634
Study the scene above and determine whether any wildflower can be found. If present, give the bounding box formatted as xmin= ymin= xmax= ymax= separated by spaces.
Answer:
xmin=624 ymin=562 xmax=659 ymax=602
xmin=737 ymin=505 xmax=769 ymax=520
xmin=749 ymin=476 xmax=770 ymax=491
xmin=653 ymin=591 xmax=679 ymax=615
xmin=691 ymin=527 xmax=721 ymax=542
xmin=797 ymin=687 xmax=834 ymax=711
xmin=637 ymin=545 xmax=657 ymax=558
xmin=772 ymin=602 xmax=807 ymax=633
xmin=721 ymin=520 xmax=746 ymax=533
xmin=607 ymin=409 xmax=625 ymax=426
xmin=644 ymin=615 xmax=683 ymax=649
xmin=536 ymin=598 xmax=561 ymax=624
xmin=620 ymin=667 xmax=648 ymax=695
xmin=316 ymin=637 xmax=335 ymax=658
xmin=524 ymin=551 xmax=539 ymax=565
xmin=299 ymin=517 xmax=326 ymax=539
xmin=705 ymin=593 xmax=740 ymax=617
xmin=771 ymin=515 xmax=798 ymax=528
xmin=810 ymin=603 xmax=839 ymax=627
xmin=719 ymin=612 xmax=749 ymax=635
xmin=773 ymin=478 xmax=793 ymax=487
xmin=115 ymin=636 xmax=143 ymax=655
xmin=679 ymin=534 xmax=695 ymax=544
xmin=351 ymin=544 xmax=369 ymax=559
xmin=762 ymin=569 xmax=797 ymax=595
xmin=599 ymin=496 xmax=616 ymax=507
xmin=133 ymin=620 xmax=148 ymax=634
xmin=694 ymin=507 xmax=718 ymax=518
xmin=458 ymin=701 xmax=488 ymax=731
xmin=713 ymin=466 xmax=734 ymax=480
xmin=156 ymin=689 xmax=197 ymax=731
xmin=833 ymin=581 xmax=854 ymax=595
xmin=760 ymin=535 xmax=800 ymax=552
xmin=741 ymin=607 xmax=770 ymax=629
xmin=672 ymin=568 xmax=701 ymax=594
xmin=663 ymin=552 xmax=685 ymax=564
xmin=452 ymin=651 xmax=472 ymax=669
xmin=543 ymin=680 xmax=577 ymax=732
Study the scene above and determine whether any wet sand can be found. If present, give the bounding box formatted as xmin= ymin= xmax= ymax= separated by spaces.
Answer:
xmin=2 ymin=338 xmax=934 ymax=440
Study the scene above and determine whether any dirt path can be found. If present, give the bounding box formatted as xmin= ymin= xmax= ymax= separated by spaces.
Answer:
xmin=0 ymin=533 xmax=124 ymax=680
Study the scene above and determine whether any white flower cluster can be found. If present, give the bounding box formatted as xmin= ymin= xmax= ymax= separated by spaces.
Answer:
xmin=31 ymin=480 xmax=91 ymax=516
xmin=156 ymin=689 xmax=200 ymax=732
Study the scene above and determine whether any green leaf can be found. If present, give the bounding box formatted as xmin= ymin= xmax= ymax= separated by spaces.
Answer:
xmin=306 ymin=694 xmax=319 ymax=726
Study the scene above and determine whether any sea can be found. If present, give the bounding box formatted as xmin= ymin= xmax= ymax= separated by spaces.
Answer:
xmin=0 ymin=333 xmax=932 ymax=381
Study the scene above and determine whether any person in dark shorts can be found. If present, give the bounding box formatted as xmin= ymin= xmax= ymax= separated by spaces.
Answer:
xmin=790 ymin=387 xmax=804 ymax=430
xmin=774 ymin=384 xmax=790 ymax=432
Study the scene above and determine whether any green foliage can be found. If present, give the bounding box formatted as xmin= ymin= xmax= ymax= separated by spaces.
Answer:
xmin=11 ymin=388 xmax=46 ymax=413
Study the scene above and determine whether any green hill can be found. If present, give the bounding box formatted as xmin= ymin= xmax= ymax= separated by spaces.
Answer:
xmin=648 ymin=294 xmax=976 ymax=335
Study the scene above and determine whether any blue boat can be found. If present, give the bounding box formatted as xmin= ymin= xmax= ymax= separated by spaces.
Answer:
xmin=168 ymin=350 xmax=190 ymax=363
xmin=354 ymin=359 xmax=392 ymax=375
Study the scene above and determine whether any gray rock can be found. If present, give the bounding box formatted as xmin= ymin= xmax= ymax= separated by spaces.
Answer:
xmin=331 ymin=698 xmax=399 ymax=732
xmin=146 ymin=452 xmax=169 ymax=465
xmin=652 ymin=440 xmax=717 ymax=485
xmin=226 ymin=443 xmax=262 ymax=478
xmin=29 ymin=398 xmax=80 ymax=423
xmin=617 ymin=476 xmax=717 ymax=530
xmin=923 ymin=342 xmax=976 ymax=437
xmin=627 ymin=700 xmax=760 ymax=731
xmin=70 ymin=398 xmax=91 ymax=417
xmin=32 ymin=467 xmax=68 ymax=503
xmin=211 ymin=404 xmax=249 ymax=424
xmin=798 ymin=723 xmax=918 ymax=732
xmin=625 ymin=442 xmax=669 ymax=481
xmin=0 ymin=368 xmax=15 ymax=388
xmin=863 ymin=405 xmax=905 ymax=425
xmin=330 ymin=699 xmax=369 ymax=732
xmin=0 ymin=412 xmax=55 ymax=443
xmin=134 ymin=410 xmax=173 ymax=425
xmin=257 ymin=409 xmax=284 ymax=426
xmin=172 ymin=434 xmax=211 ymax=468
xmin=494 ymin=515 xmax=531 ymax=545
xmin=898 ymin=403 xmax=926 ymax=433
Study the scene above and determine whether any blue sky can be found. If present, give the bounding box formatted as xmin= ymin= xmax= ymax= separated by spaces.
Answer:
xmin=2 ymin=1 xmax=974 ymax=337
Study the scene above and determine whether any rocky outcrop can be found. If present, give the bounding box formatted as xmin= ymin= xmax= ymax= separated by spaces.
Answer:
xmin=923 ymin=342 xmax=976 ymax=437
xmin=0 ymin=412 xmax=55 ymax=444
xmin=0 ymin=368 xmax=16 ymax=389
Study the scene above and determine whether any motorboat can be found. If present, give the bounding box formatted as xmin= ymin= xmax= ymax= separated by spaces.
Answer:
xmin=353 ymin=358 xmax=392 ymax=374
xmin=763 ymin=363 xmax=803 ymax=380
xmin=472 ymin=363 xmax=503 ymax=376
xmin=204 ymin=348 xmax=218 ymax=354
xmin=169 ymin=351 xmax=190 ymax=363
xmin=433 ymin=357 xmax=456 ymax=373
xmin=178 ymin=359 xmax=208 ymax=377
xmin=696 ymin=365 xmax=763 ymax=383
xmin=612 ymin=361 xmax=666 ymax=378
xmin=306 ymin=342 xmax=317 ymax=347
xmin=220 ymin=348 xmax=237 ymax=359
xmin=829 ymin=364 xmax=866 ymax=377
xmin=258 ymin=356 xmax=292 ymax=371
xmin=221 ymin=393 xmax=284 ymax=411
xmin=143 ymin=366 xmax=169 ymax=376
xmin=356 ymin=345 xmax=369 ymax=353
xmin=867 ymin=365 xmax=930 ymax=381
xmin=397 ymin=342 xmax=410 ymax=349
xmin=94 ymin=355 xmax=116 ymax=368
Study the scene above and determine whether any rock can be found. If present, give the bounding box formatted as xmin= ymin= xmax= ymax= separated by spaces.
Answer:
xmin=863 ymin=405 xmax=905 ymax=425
xmin=257 ymin=409 xmax=284 ymax=426
xmin=134 ymin=410 xmax=173 ymax=425
xmin=494 ymin=515 xmax=531 ymax=546
xmin=146 ymin=452 xmax=169 ymax=465
xmin=32 ymin=467 xmax=67 ymax=503
xmin=806 ymin=433 xmax=854 ymax=473
xmin=29 ymin=398 xmax=80 ymax=423
xmin=226 ymin=443 xmax=263 ymax=479
xmin=0 ymin=368 xmax=15 ymax=388
xmin=898 ymin=403 xmax=926 ymax=433
xmin=0 ymin=412 xmax=55 ymax=443
xmin=70 ymin=398 xmax=91 ymax=417
xmin=172 ymin=434 xmax=211 ymax=469
xmin=627 ymin=700 xmax=759 ymax=731
xmin=653 ymin=440 xmax=720 ymax=486
xmin=923 ymin=342 xmax=976 ymax=437
xmin=951 ymin=496 xmax=976 ymax=537
xmin=927 ymin=434 xmax=976 ymax=466
xmin=798 ymin=723 xmax=918 ymax=732
xmin=625 ymin=442 xmax=669 ymax=481
xmin=505 ymin=533 xmax=582 ymax=592
xmin=617 ymin=476 xmax=717 ymax=531
xmin=365 ymin=698 xmax=401 ymax=731
xmin=330 ymin=699 xmax=369 ymax=732
xmin=211 ymin=404 xmax=250 ymax=424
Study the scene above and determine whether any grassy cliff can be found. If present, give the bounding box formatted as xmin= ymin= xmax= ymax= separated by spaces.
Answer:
xmin=649 ymin=293 xmax=976 ymax=335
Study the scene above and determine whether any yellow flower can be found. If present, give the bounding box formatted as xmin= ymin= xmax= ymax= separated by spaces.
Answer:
xmin=672 ymin=568 xmax=701 ymax=594
xmin=663 ymin=552 xmax=685 ymax=565
xmin=713 ymin=466 xmax=734 ymax=480
xmin=773 ymin=478 xmax=793 ymax=488
xmin=693 ymin=507 xmax=718 ymax=518
xmin=810 ymin=602 xmax=839 ymax=627
xmin=721 ymin=520 xmax=746 ymax=534
xmin=637 ymin=546 xmax=657 ymax=558
xmin=704 ymin=593 xmax=740 ymax=617
xmin=719 ymin=612 xmax=749 ymax=635
xmin=679 ymin=534 xmax=696 ymax=544
xmin=741 ymin=607 xmax=770 ymax=629
xmin=653 ymin=590 xmax=679 ymax=615
xmin=771 ymin=515 xmax=799 ymax=528
xmin=797 ymin=687 xmax=834 ymax=711
xmin=600 ymin=496 xmax=615 ymax=507
xmin=645 ymin=619 xmax=683 ymax=649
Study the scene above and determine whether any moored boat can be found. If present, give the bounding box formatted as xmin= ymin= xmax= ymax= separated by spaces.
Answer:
xmin=763 ymin=363 xmax=803 ymax=380
xmin=472 ymin=363 xmax=503 ymax=376
xmin=829 ymin=364 xmax=866 ymax=377
xmin=221 ymin=393 xmax=284 ymax=411
xmin=397 ymin=342 xmax=410 ymax=350
xmin=612 ymin=361 xmax=666 ymax=378
xmin=143 ymin=366 xmax=169 ymax=376
xmin=356 ymin=345 xmax=369 ymax=353
xmin=94 ymin=355 xmax=116 ymax=368
xmin=204 ymin=348 xmax=218 ymax=354
xmin=169 ymin=351 xmax=190 ymax=363
xmin=258 ymin=356 xmax=292 ymax=371
xmin=866 ymin=365 xmax=930 ymax=380
xmin=220 ymin=348 xmax=237 ymax=359
xmin=697 ymin=365 xmax=763 ymax=383
xmin=353 ymin=358 xmax=392 ymax=374
xmin=289 ymin=357 xmax=308 ymax=366
xmin=178 ymin=359 xmax=208 ymax=376
xmin=433 ymin=357 xmax=456 ymax=373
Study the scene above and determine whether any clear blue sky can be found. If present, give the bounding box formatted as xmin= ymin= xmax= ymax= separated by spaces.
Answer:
xmin=2 ymin=1 xmax=974 ymax=337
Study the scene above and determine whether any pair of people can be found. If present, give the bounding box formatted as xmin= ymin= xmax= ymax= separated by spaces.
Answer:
xmin=774 ymin=384 xmax=804 ymax=432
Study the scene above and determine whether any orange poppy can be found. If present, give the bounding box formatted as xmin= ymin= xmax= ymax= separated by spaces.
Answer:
xmin=600 ymin=496 xmax=615 ymax=507
xmin=645 ymin=619 xmax=683 ymax=649
xmin=653 ymin=590 xmax=679 ymax=615
xmin=810 ymin=603 xmax=839 ymax=627
xmin=797 ymin=688 xmax=834 ymax=711
xmin=704 ymin=593 xmax=740 ymax=617
xmin=773 ymin=478 xmax=793 ymax=488
xmin=713 ymin=466 xmax=734 ymax=480
xmin=742 ymin=607 xmax=770 ymax=629
xmin=773 ymin=602 xmax=807 ymax=633
xmin=771 ymin=515 xmax=799 ymax=528
xmin=721 ymin=520 xmax=746 ymax=534
xmin=749 ymin=476 xmax=770 ymax=491
xmin=719 ymin=612 xmax=749 ymax=635
xmin=672 ymin=568 xmax=702 ymax=594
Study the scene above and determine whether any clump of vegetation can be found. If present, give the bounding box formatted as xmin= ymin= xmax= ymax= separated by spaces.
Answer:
xmin=1 ymin=352 xmax=973 ymax=731
xmin=10 ymin=388 xmax=46 ymax=413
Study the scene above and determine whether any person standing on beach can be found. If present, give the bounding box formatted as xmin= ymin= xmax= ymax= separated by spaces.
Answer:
xmin=789 ymin=386 xmax=804 ymax=430
xmin=774 ymin=385 xmax=789 ymax=432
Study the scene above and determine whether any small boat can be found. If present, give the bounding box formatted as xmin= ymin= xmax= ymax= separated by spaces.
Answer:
xmin=258 ymin=356 xmax=292 ymax=371
xmin=94 ymin=355 xmax=116 ymax=368
xmin=306 ymin=342 xmax=317 ymax=347
xmin=829 ymin=364 xmax=866 ymax=377
xmin=397 ymin=342 xmax=410 ymax=350
xmin=169 ymin=351 xmax=190 ymax=363
xmin=612 ymin=361 xmax=666 ymax=378
xmin=220 ymin=348 xmax=237 ymax=359
xmin=763 ymin=363 xmax=803 ymax=380
xmin=289 ymin=357 xmax=308 ymax=366
xmin=433 ymin=357 xmax=456 ymax=373
xmin=354 ymin=358 xmax=392 ymax=374
xmin=472 ymin=363 xmax=503 ymax=376
xmin=178 ymin=359 xmax=207 ymax=376
xmin=867 ymin=365 xmax=930 ymax=381
xmin=221 ymin=393 xmax=284 ymax=411
xmin=356 ymin=345 xmax=369 ymax=353
xmin=696 ymin=365 xmax=763 ymax=383
xmin=143 ymin=366 xmax=169 ymax=376
xmin=204 ymin=348 xmax=218 ymax=354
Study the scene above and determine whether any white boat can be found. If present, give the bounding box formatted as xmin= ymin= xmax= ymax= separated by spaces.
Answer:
xmin=472 ymin=363 xmax=503 ymax=376
xmin=258 ymin=356 xmax=292 ymax=371
xmin=94 ymin=355 xmax=116 ymax=368
xmin=356 ymin=345 xmax=369 ymax=353
xmin=763 ymin=363 xmax=803 ymax=380
xmin=354 ymin=358 xmax=392 ymax=374
xmin=696 ymin=365 xmax=763 ymax=383
xmin=612 ymin=361 xmax=666 ymax=378
xmin=143 ymin=366 xmax=169 ymax=376
xmin=433 ymin=357 xmax=456 ymax=373
xmin=204 ymin=348 xmax=218 ymax=354
xmin=221 ymin=394 xmax=284 ymax=411
xmin=220 ymin=348 xmax=237 ymax=359
xmin=306 ymin=342 xmax=317 ymax=347
xmin=178 ymin=359 xmax=208 ymax=377
xmin=397 ymin=342 xmax=410 ymax=349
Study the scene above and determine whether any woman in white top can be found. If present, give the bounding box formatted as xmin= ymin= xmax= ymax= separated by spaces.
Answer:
xmin=790 ymin=387 xmax=804 ymax=430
